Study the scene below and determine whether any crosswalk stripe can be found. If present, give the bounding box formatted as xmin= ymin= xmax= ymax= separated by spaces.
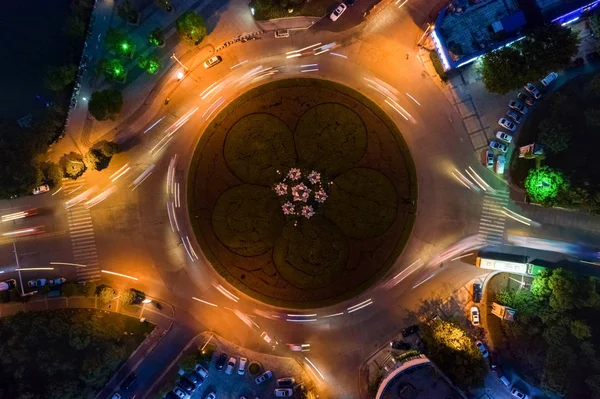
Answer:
xmin=63 ymin=199 xmax=100 ymax=283
xmin=478 ymin=189 xmax=509 ymax=246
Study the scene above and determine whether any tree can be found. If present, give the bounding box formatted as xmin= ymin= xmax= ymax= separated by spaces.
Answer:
xmin=570 ymin=320 xmax=592 ymax=340
xmin=480 ymin=46 xmax=527 ymax=94
xmin=100 ymin=58 xmax=127 ymax=81
xmin=537 ymin=119 xmax=570 ymax=153
xmin=531 ymin=271 xmax=552 ymax=298
xmin=149 ymin=27 xmax=165 ymax=46
xmin=40 ymin=162 xmax=63 ymax=186
xmin=61 ymin=282 xmax=78 ymax=297
xmin=105 ymin=28 xmax=134 ymax=57
xmin=548 ymin=268 xmax=575 ymax=311
xmin=83 ymin=149 xmax=103 ymax=171
xmin=81 ymin=281 xmax=97 ymax=297
xmin=525 ymin=166 xmax=566 ymax=205
xmin=586 ymin=375 xmax=600 ymax=398
xmin=116 ymin=0 xmax=140 ymax=24
xmin=45 ymin=65 xmax=78 ymax=91
xmin=98 ymin=286 xmax=116 ymax=303
xmin=176 ymin=11 xmax=207 ymax=45
xmin=541 ymin=346 xmax=573 ymax=396
xmin=88 ymin=90 xmax=123 ymax=121
xmin=178 ymin=353 xmax=200 ymax=372
xmin=66 ymin=15 xmax=86 ymax=37
xmin=99 ymin=141 xmax=120 ymax=157
xmin=120 ymin=289 xmax=136 ymax=306
xmin=590 ymin=15 xmax=600 ymax=37
xmin=60 ymin=152 xmax=86 ymax=179
xmin=138 ymin=55 xmax=161 ymax=74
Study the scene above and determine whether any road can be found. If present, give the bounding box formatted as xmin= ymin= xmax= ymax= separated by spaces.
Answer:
xmin=1 ymin=0 xmax=600 ymax=398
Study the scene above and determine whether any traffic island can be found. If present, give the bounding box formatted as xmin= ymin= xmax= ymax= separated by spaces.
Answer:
xmin=188 ymin=78 xmax=417 ymax=308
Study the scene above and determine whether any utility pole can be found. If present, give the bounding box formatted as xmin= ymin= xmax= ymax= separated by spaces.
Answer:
xmin=13 ymin=242 xmax=25 ymax=296
xmin=171 ymin=53 xmax=189 ymax=71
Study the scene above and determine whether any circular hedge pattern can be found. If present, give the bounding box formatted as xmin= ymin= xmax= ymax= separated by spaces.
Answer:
xmin=188 ymin=79 xmax=417 ymax=307
xmin=224 ymin=113 xmax=297 ymax=185
xmin=294 ymin=103 xmax=367 ymax=176
xmin=273 ymin=217 xmax=349 ymax=289
xmin=324 ymin=168 xmax=398 ymax=239
xmin=212 ymin=185 xmax=284 ymax=256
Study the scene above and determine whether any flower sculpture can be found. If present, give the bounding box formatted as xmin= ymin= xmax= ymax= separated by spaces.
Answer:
xmin=274 ymin=169 xmax=329 ymax=220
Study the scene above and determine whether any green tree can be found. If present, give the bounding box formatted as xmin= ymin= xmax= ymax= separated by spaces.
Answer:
xmin=525 ymin=166 xmax=566 ymax=205
xmin=176 ymin=11 xmax=207 ymax=45
xmin=496 ymin=289 xmax=540 ymax=317
xmin=98 ymin=286 xmax=117 ymax=303
xmin=138 ymin=55 xmax=161 ymax=74
xmin=548 ymin=268 xmax=575 ymax=311
xmin=178 ymin=352 xmax=200 ymax=372
xmin=68 ymin=323 xmax=91 ymax=350
xmin=61 ymin=282 xmax=78 ymax=297
xmin=570 ymin=320 xmax=592 ymax=340
xmin=81 ymin=281 xmax=97 ymax=297
xmin=586 ymin=375 xmax=600 ymax=397
xmin=45 ymin=65 xmax=78 ymax=91
xmin=88 ymin=90 xmax=123 ymax=121
xmin=100 ymin=58 xmax=127 ymax=81
xmin=60 ymin=152 xmax=86 ymax=180
xmin=40 ymin=161 xmax=63 ymax=186
xmin=589 ymin=15 xmax=600 ymax=37
xmin=83 ymin=149 xmax=103 ymax=171
xmin=531 ymin=271 xmax=552 ymax=298
xmin=537 ymin=119 xmax=570 ymax=153
xmin=120 ymin=289 xmax=136 ymax=306
xmin=105 ymin=28 xmax=129 ymax=55
xmin=116 ymin=0 xmax=140 ymax=24
xmin=480 ymin=46 xmax=527 ymax=94
xmin=541 ymin=346 xmax=573 ymax=396
xmin=149 ymin=27 xmax=165 ymax=46
xmin=100 ymin=141 xmax=120 ymax=157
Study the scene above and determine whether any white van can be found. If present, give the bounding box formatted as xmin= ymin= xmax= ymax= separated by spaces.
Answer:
xmin=495 ymin=155 xmax=506 ymax=175
xmin=541 ymin=72 xmax=558 ymax=86
xmin=500 ymin=375 xmax=511 ymax=387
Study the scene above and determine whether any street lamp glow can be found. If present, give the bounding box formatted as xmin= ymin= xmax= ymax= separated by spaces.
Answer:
xmin=176 ymin=71 xmax=185 ymax=80
xmin=251 ymin=7 xmax=255 ymax=15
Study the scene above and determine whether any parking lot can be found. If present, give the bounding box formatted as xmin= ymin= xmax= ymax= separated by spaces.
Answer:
xmin=157 ymin=333 xmax=314 ymax=399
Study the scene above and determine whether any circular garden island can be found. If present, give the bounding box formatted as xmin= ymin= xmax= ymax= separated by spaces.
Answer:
xmin=188 ymin=79 xmax=417 ymax=308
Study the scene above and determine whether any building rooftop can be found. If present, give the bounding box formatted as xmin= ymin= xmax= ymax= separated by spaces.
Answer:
xmin=377 ymin=357 xmax=465 ymax=399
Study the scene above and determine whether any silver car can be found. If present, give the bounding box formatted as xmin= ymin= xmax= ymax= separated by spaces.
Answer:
xmin=506 ymin=110 xmax=523 ymax=124
xmin=495 ymin=131 xmax=513 ymax=143
xmin=508 ymin=100 xmax=528 ymax=114
xmin=498 ymin=118 xmax=516 ymax=132
xmin=490 ymin=141 xmax=508 ymax=153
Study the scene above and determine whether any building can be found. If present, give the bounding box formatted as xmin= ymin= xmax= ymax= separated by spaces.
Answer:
xmin=375 ymin=354 xmax=466 ymax=399
xmin=432 ymin=0 xmax=600 ymax=70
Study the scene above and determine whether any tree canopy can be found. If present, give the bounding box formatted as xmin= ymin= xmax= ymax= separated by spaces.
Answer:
xmin=480 ymin=24 xmax=580 ymax=93
xmin=45 ymin=64 xmax=78 ymax=91
xmin=176 ymin=11 xmax=207 ymax=45
xmin=88 ymin=90 xmax=123 ymax=121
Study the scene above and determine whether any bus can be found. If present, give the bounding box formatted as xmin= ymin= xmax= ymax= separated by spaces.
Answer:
xmin=476 ymin=257 xmax=549 ymax=276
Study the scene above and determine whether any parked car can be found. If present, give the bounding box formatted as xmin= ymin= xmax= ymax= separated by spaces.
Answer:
xmin=185 ymin=371 xmax=204 ymax=387
xmin=48 ymin=277 xmax=66 ymax=286
xmin=204 ymin=393 xmax=216 ymax=399
xmin=216 ymin=353 xmax=228 ymax=370
xmin=490 ymin=141 xmax=507 ymax=153
xmin=172 ymin=387 xmax=190 ymax=399
xmin=475 ymin=340 xmax=489 ymax=357
xmin=330 ymin=3 xmax=347 ymax=21
xmin=524 ymin=83 xmax=542 ymax=99
xmin=390 ymin=340 xmax=410 ymax=350
xmin=274 ymin=29 xmax=289 ymax=38
xmin=486 ymin=150 xmax=494 ymax=169
xmin=225 ymin=356 xmax=237 ymax=375
xmin=541 ymin=72 xmax=558 ymax=86
xmin=32 ymin=184 xmax=50 ymax=195
xmin=277 ymin=377 xmax=296 ymax=387
xmin=506 ymin=110 xmax=523 ymax=124
xmin=255 ymin=370 xmax=273 ymax=385
xmin=178 ymin=376 xmax=196 ymax=394
xmin=517 ymin=92 xmax=535 ymax=107
xmin=261 ymin=332 xmax=274 ymax=345
xmin=195 ymin=365 xmax=209 ymax=379
xmin=203 ymin=55 xmax=222 ymax=69
xmin=500 ymin=374 xmax=511 ymax=386
xmin=121 ymin=373 xmax=137 ymax=391
xmin=498 ymin=118 xmax=516 ymax=131
xmin=495 ymin=131 xmax=513 ymax=143
xmin=495 ymin=155 xmax=506 ymax=175
xmin=401 ymin=325 xmax=418 ymax=337
xmin=473 ymin=283 xmax=482 ymax=302
xmin=111 ymin=394 xmax=121 ymax=399
xmin=508 ymin=100 xmax=527 ymax=114
xmin=27 ymin=279 xmax=46 ymax=288
xmin=0 ymin=279 xmax=16 ymax=291
xmin=275 ymin=388 xmax=293 ymax=397
xmin=511 ymin=388 xmax=528 ymax=399
xmin=470 ymin=306 xmax=480 ymax=326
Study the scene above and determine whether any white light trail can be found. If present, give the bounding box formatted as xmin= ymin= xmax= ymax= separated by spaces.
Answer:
xmin=230 ymin=60 xmax=248 ymax=70
xmin=347 ymin=298 xmax=372 ymax=311
xmin=85 ymin=187 xmax=115 ymax=209
xmin=203 ymin=97 xmax=225 ymax=121
xmin=167 ymin=154 xmax=178 ymax=195
xmin=301 ymin=68 xmax=319 ymax=73
xmin=214 ymin=283 xmax=239 ymax=302
xmin=465 ymin=168 xmax=487 ymax=191
xmin=234 ymin=309 xmax=260 ymax=329
xmin=15 ymin=267 xmax=54 ymax=271
xmin=467 ymin=167 xmax=492 ymax=192
xmin=181 ymin=236 xmax=195 ymax=261
xmin=397 ymin=0 xmax=408 ymax=8
xmin=286 ymin=42 xmax=322 ymax=55
xmin=2 ymin=211 xmax=28 ymax=222
xmin=321 ymin=312 xmax=344 ymax=318
xmin=450 ymin=252 xmax=474 ymax=262
xmin=412 ymin=272 xmax=437 ymax=289
xmin=50 ymin=262 xmax=86 ymax=267
xmin=286 ymin=53 xmax=302 ymax=59
xmin=101 ymin=270 xmax=138 ymax=280
xmin=51 ymin=186 xmax=63 ymax=196
xmin=314 ymin=49 xmax=329 ymax=55
xmin=330 ymin=52 xmax=347 ymax=58
xmin=300 ymin=64 xmax=318 ymax=68
xmin=501 ymin=207 xmax=533 ymax=226
xmin=143 ymin=116 xmax=166 ymax=134
xmin=174 ymin=182 xmax=181 ymax=208
xmin=200 ymin=83 xmax=221 ymax=100
xmin=305 ymin=357 xmax=325 ymax=380
xmin=185 ymin=236 xmax=199 ymax=260
xmin=286 ymin=318 xmax=317 ymax=322
xmin=452 ymin=169 xmax=479 ymax=191
xmin=130 ymin=164 xmax=155 ymax=191
xmin=110 ymin=164 xmax=130 ymax=182
xmin=66 ymin=184 xmax=84 ymax=195
xmin=2 ymin=227 xmax=40 ymax=237
xmin=192 ymin=297 xmax=218 ymax=307
xmin=348 ymin=300 xmax=373 ymax=313
xmin=287 ymin=313 xmax=317 ymax=317
xmin=405 ymin=92 xmax=421 ymax=106
xmin=166 ymin=201 xmax=178 ymax=232
xmin=385 ymin=99 xmax=409 ymax=120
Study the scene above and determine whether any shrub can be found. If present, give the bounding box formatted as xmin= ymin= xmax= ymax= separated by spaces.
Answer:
xmin=430 ymin=51 xmax=448 ymax=81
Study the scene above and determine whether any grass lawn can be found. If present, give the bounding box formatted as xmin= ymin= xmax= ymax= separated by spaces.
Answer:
xmin=0 ymin=309 xmax=154 ymax=399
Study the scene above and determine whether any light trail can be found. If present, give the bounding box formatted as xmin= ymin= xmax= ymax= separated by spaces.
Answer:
xmin=287 ymin=313 xmax=317 ymax=317
xmin=286 ymin=42 xmax=322 ymax=54
xmin=305 ymin=357 xmax=325 ymax=380
xmin=2 ymin=210 xmax=34 ymax=222
xmin=181 ymin=236 xmax=195 ymax=261
xmin=200 ymin=83 xmax=221 ymax=100
xmin=452 ymin=169 xmax=478 ymax=191
xmin=412 ymin=272 xmax=437 ymax=289
xmin=50 ymin=262 xmax=86 ymax=267
xmin=301 ymin=68 xmax=319 ymax=73
xmin=101 ymin=270 xmax=138 ymax=280
xmin=214 ymin=283 xmax=239 ymax=302
xmin=204 ymin=97 xmax=226 ymax=121
xmin=405 ymin=92 xmax=421 ymax=106
xmin=2 ymin=227 xmax=43 ymax=237
xmin=347 ymin=298 xmax=372 ymax=311
xmin=501 ymin=209 xmax=531 ymax=226
xmin=15 ymin=267 xmax=54 ymax=271
xmin=321 ymin=312 xmax=344 ymax=318
xmin=185 ymin=236 xmax=199 ymax=260
xmin=130 ymin=164 xmax=155 ymax=191
xmin=174 ymin=182 xmax=181 ymax=208
xmin=465 ymin=168 xmax=487 ymax=191
xmin=467 ymin=167 xmax=492 ymax=192
xmin=167 ymin=154 xmax=178 ymax=195
xmin=286 ymin=318 xmax=317 ymax=322
xmin=286 ymin=53 xmax=302 ymax=59
xmin=300 ymin=64 xmax=318 ymax=68
xmin=192 ymin=297 xmax=218 ymax=307
xmin=85 ymin=187 xmax=115 ymax=209
xmin=234 ymin=309 xmax=260 ymax=329
xmin=230 ymin=60 xmax=248 ymax=70
xmin=143 ymin=116 xmax=166 ymax=134
xmin=330 ymin=52 xmax=347 ymax=58
xmin=66 ymin=184 xmax=84 ymax=195
xmin=348 ymin=300 xmax=373 ymax=313
xmin=385 ymin=99 xmax=409 ymax=120
xmin=397 ymin=0 xmax=408 ymax=7
xmin=450 ymin=252 xmax=474 ymax=262
xmin=110 ymin=164 xmax=131 ymax=182
xmin=51 ymin=186 xmax=63 ymax=196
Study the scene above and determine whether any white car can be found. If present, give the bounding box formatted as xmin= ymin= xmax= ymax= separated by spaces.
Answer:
xmin=541 ymin=72 xmax=558 ymax=86
xmin=490 ymin=141 xmax=507 ymax=153
xmin=32 ymin=184 xmax=50 ymax=195
xmin=255 ymin=370 xmax=273 ymax=385
xmin=495 ymin=155 xmax=506 ymax=174
xmin=275 ymin=388 xmax=293 ymax=397
xmin=330 ymin=3 xmax=347 ymax=21
xmin=475 ymin=340 xmax=489 ymax=357
xmin=172 ymin=387 xmax=190 ymax=399
xmin=203 ymin=55 xmax=222 ymax=69
xmin=470 ymin=306 xmax=480 ymax=326
xmin=498 ymin=118 xmax=516 ymax=132
xmin=238 ymin=357 xmax=247 ymax=375
xmin=511 ymin=388 xmax=528 ymax=399
xmin=225 ymin=356 xmax=236 ymax=375
xmin=205 ymin=393 xmax=216 ymax=399
xmin=508 ymin=100 xmax=528 ymax=114
xmin=27 ymin=279 xmax=47 ymax=287
xmin=495 ymin=131 xmax=513 ymax=143
xmin=486 ymin=150 xmax=494 ymax=169
xmin=195 ymin=365 xmax=209 ymax=379
xmin=524 ymin=83 xmax=542 ymax=99
xmin=111 ymin=394 xmax=121 ymax=399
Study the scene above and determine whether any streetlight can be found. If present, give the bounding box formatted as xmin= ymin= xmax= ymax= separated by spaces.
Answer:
xmin=140 ymin=298 xmax=152 ymax=321
xmin=171 ymin=53 xmax=189 ymax=71
xmin=176 ymin=70 xmax=185 ymax=81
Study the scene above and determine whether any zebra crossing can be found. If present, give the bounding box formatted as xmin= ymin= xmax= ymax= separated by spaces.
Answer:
xmin=478 ymin=190 xmax=510 ymax=245
xmin=62 ymin=179 xmax=101 ymax=282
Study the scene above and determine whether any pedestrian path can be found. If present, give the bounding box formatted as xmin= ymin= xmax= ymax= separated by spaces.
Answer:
xmin=62 ymin=179 xmax=101 ymax=282
xmin=478 ymin=189 xmax=510 ymax=245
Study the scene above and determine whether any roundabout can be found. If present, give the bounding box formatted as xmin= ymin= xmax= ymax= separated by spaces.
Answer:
xmin=187 ymin=78 xmax=417 ymax=307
